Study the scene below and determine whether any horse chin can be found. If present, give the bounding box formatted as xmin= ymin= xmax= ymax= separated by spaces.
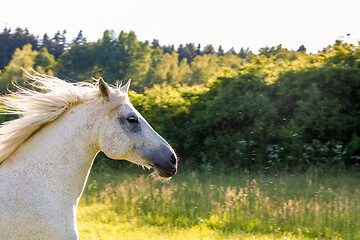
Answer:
xmin=149 ymin=170 xmax=172 ymax=182
xmin=139 ymin=163 xmax=172 ymax=181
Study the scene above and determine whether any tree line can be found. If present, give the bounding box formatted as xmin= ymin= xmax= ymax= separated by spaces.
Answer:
xmin=0 ymin=28 xmax=256 ymax=93
xmin=0 ymin=27 xmax=359 ymax=171
xmin=0 ymin=27 xmax=250 ymax=71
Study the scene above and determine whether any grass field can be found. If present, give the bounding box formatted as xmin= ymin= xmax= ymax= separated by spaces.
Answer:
xmin=77 ymin=166 xmax=360 ymax=240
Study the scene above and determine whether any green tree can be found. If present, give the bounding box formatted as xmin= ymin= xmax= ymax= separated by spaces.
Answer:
xmin=72 ymin=30 xmax=86 ymax=46
xmin=120 ymin=31 xmax=152 ymax=91
xmin=190 ymin=54 xmax=221 ymax=85
xmin=0 ymin=44 xmax=37 ymax=93
xmin=56 ymin=42 xmax=94 ymax=81
xmin=297 ymin=45 xmax=306 ymax=52
xmin=238 ymin=47 xmax=251 ymax=59
xmin=139 ymin=84 xmax=207 ymax=156
xmin=0 ymin=27 xmax=38 ymax=69
xmin=203 ymin=44 xmax=216 ymax=55
xmin=58 ymin=30 xmax=152 ymax=91
xmin=178 ymin=43 xmax=197 ymax=63
xmin=188 ymin=65 xmax=277 ymax=168
xmin=40 ymin=31 xmax=67 ymax=59
xmin=34 ymin=48 xmax=55 ymax=73
xmin=272 ymin=42 xmax=360 ymax=167
xmin=217 ymin=46 xmax=225 ymax=56
xmin=148 ymin=52 xmax=182 ymax=86
xmin=226 ymin=47 xmax=236 ymax=55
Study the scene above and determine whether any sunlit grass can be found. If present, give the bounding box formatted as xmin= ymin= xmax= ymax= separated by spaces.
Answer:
xmin=78 ymin=167 xmax=360 ymax=239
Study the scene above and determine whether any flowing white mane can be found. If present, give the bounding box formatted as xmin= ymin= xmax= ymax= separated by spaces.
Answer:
xmin=0 ymin=71 xmax=124 ymax=164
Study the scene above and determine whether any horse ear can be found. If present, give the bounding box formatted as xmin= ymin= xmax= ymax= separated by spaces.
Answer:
xmin=99 ymin=77 xmax=111 ymax=101
xmin=120 ymin=79 xmax=131 ymax=93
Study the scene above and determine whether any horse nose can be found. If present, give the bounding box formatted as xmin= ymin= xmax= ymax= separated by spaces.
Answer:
xmin=169 ymin=154 xmax=177 ymax=175
xmin=153 ymin=153 xmax=177 ymax=178
xmin=170 ymin=154 xmax=177 ymax=167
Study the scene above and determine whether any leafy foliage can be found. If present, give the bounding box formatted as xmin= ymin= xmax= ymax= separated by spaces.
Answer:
xmin=0 ymin=28 xmax=38 ymax=70
xmin=0 ymin=28 xmax=359 ymax=170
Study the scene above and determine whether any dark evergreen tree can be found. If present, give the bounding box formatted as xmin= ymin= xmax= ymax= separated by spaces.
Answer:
xmin=151 ymin=39 xmax=160 ymax=49
xmin=238 ymin=47 xmax=251 ymax=58
xmin=72 ymin=30 xmax=86 ymax=46
xmin=162 ymin=45 xmax=174 ymax=54
xmin=52 ymin=30 xmax=67 ymax=59
xmin=12 ymin=28 xmax=38 ymax=50
xmin=0 ymin=28 xmax=12 ymax=70
xmin=0 ymin=27 xmax=38 ymax=69
xmin=217 ymin=45 xmax=225 ymax=56
xmin=196 ymin=44 xmax=202 ymax=56
xmin=178 ymin=43 xmax=197 ymax=63
xmin=177 ymin=44 xmax=185 ymax=62
xmin=226 ymin=47 xmax=236 ymax=55
xmin=39 ymin=31 xmax=67 ymax=59
xmin=41 ymin=33 xmax=52 ymax=50
xmin=297 ymin=45 xmax=306 ymax=52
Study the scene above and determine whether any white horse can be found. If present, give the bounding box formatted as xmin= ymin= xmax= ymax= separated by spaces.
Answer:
xmin=0 ymin=71 xmax=177 ymax=239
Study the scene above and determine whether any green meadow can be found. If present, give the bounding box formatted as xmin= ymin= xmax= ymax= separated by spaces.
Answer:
xmin=77 ymin=167 xmax=360 ymax=240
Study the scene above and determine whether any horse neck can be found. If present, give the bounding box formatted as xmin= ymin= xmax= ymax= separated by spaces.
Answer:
xmin=7 ymin=100 xmax=102 ymax=202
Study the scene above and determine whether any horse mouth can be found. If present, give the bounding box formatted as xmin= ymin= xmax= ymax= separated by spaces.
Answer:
xmin=153 ymin=163 xmax=177 ymax=178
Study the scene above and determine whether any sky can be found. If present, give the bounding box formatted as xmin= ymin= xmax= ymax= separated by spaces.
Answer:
xmin=1 ymin=0 xmax=360 ymax=53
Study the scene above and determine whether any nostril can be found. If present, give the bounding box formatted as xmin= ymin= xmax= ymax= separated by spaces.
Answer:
xmin=170 ymin=154 xmax=177 ymax=166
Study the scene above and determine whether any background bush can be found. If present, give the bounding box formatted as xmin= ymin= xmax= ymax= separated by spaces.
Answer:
xmin=0 ymin=28 xmax=359 ymax=171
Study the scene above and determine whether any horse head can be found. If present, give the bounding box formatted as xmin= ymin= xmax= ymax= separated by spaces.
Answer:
xmin=97 ymin=78 xmax=177 ymax=178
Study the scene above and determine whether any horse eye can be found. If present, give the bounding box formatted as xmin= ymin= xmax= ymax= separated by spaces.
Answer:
xmin=127 ymin=116 xmax=138 ymax=123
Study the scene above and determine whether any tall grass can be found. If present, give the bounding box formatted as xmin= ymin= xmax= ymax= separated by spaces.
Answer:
xmin=78 ymin=167 xmax=360 ymax=239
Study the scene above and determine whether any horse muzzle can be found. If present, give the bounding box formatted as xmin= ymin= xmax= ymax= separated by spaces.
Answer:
xmin=134 ymin=145 xmax=178 ymax=178
xmin=153 ymin=153 xmax=177 ymax=178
